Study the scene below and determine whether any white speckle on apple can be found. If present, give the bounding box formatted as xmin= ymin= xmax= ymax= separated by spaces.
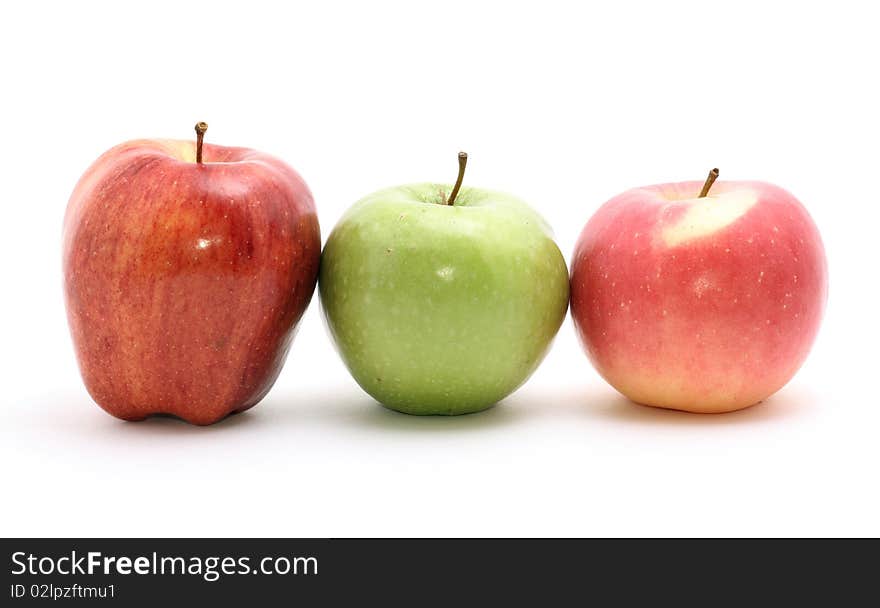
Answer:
xmin=693 ymin=275 xmax=712 ymax=298
xmin=437 ymin=266 xmax=455 ymax=281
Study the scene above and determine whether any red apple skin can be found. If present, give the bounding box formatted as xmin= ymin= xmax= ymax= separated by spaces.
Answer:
xmin=63 ymin=139 xmax=320 ymax=425
xmin=570 ymin=181 xmax=827 ymax=413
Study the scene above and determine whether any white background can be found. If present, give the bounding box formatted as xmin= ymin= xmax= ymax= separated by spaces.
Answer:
xmin=1 ymin=0 xmax=878 ymax=537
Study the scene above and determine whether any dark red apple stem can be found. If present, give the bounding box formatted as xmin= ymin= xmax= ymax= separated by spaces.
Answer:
xmin=194 ymin=122 xmax=208 ymax=164
xmin=446 ymin=152 xmax=468 ymax=205
xmin=699 ymin=168 xmax=720 ymax=198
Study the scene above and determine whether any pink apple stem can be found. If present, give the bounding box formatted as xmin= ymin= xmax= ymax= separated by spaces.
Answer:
xmin=194 ymin=122 xmax=208 ymax=164
xmin=698 ymin=168 xmax=720 ymax=198
xmin=446 ymin=152 xmax=468 ymax=205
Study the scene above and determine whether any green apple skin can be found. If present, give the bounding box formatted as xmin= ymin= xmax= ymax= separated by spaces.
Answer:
xmin=319 ymin=184 xmax=569 ymax=415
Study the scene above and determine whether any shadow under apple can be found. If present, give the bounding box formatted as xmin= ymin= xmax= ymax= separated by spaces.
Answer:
xmin=522 ymin=382 xmax=817 ymax=426
xmin=350 ymin=398 xmax=527 ymax=433
xmin=45 ymin=379 xmax=815 ymax=439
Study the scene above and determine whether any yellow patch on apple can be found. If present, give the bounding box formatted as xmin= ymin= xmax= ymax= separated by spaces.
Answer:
xmin=662 ymin=190 xmax=758 ymax=247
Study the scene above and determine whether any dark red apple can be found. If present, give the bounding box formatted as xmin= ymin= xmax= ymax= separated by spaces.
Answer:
xmin=63 ymin=123 xmax=320 ymax=425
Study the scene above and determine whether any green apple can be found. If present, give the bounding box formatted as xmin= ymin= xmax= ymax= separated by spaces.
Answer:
xmin=319 ymin=154 xmax=569 ymax=415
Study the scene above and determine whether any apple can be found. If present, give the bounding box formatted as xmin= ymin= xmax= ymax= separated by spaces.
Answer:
xmin=570 ymin=169 xmax=827 ymax=413
xmin=63 ymin=123 xmax=321 ymax=425
xmin=319 ymin=153 xmax=569 ymax=415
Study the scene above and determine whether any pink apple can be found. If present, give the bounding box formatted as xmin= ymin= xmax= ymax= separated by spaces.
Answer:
xmin=570 ymin=172 xmax=827 ymax=413
xmin=63 ymin=123 xmax=321 ymax=425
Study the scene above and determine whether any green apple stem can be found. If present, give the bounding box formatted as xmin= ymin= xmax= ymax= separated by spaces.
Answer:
xmin=698 ymin=168 xmax=720 ymax=198
xmin=194 ymin=122 xmax=208 ymax=164
xmin=446 ymin=152 xmax=468 ymax=206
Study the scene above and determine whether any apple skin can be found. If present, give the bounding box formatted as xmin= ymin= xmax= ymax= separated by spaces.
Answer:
xmin=63 ymin=138 xmax=320 ymax=425
xmin=319 ymin=184 xmax=569 ymax=415
xmin=570 ymin=180 xmax=827 ymax=413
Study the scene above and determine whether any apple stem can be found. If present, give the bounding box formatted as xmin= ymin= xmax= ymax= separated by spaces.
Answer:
xmin=698 ymin=168 xmax=720 ymax=198
xmin=446 ymin=152 xmax=468 ymax=205
xmin=194 ymin=122 xmax=208 ymax=164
